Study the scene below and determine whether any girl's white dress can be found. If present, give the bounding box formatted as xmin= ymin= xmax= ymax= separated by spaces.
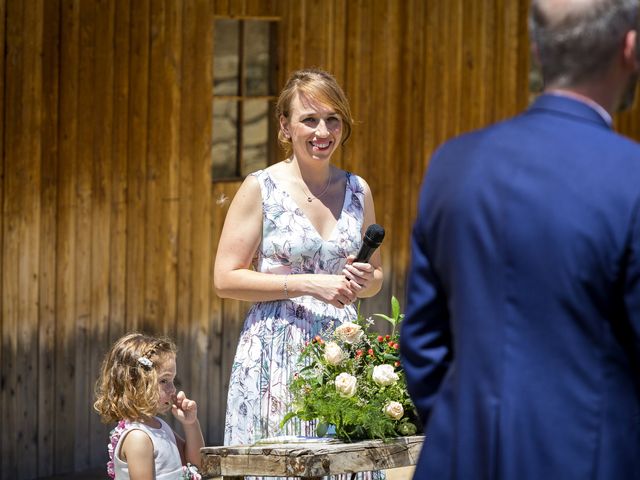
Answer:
xmin=112 ymin=417 xmax=183 ymax=479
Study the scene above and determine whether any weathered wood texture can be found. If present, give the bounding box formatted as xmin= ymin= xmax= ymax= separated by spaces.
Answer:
xmin=2 ymin=0 xmax=639 ymax=478
xmin=201 ymin=435 xmax=424 ymax=478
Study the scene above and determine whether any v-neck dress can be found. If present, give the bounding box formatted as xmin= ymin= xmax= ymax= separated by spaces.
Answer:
xmin=224 ymin=168 xmax=365 ymax=445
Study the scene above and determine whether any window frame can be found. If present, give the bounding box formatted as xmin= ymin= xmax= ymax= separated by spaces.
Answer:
xmin=212 ymin=16 xmax=281 ymax=182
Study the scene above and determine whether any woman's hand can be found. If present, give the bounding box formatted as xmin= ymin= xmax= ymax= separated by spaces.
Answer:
xmin=307 ymin=273 xmax=359 ymax=308
xmin=171 ymin=391 xmax=198 ymax=425
xmin=342 ymin=255 xmax=375 ymax=294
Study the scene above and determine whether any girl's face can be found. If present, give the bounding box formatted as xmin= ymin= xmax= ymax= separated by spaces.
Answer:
xmin=281 ymin=92 xmax=343 ymax=162
xmin=155 ymin=354 xmax=177 ymax=414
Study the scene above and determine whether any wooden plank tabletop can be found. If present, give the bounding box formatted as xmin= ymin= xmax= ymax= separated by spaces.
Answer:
xmin=200 ymin=435 xmax=424 ymax=479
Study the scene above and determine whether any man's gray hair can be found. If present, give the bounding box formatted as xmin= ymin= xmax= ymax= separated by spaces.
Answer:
xmin=530 ymin=0 xmax=639 ymax=87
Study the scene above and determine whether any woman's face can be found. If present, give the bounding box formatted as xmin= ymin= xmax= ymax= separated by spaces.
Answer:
xmin=155 ymin=354 xmax=177 ymax=414
xmin=281 ymin=92 xmax=343 ymax=162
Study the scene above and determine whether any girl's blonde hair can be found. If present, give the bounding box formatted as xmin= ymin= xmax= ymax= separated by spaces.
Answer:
xmin=276 ymin=68 xmax=354 ymax=158
xmin=94 ymin=332 xmax=177 ymax=423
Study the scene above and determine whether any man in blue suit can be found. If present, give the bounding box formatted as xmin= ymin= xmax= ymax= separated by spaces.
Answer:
xmin=401 ymin=1 xmax=640 ymax=479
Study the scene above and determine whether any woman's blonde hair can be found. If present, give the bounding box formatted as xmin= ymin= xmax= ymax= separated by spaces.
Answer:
xmin=93 ymin=332 xmax=177 ymax=423
xmin=276 ymin=68 xmax=354 ymax=158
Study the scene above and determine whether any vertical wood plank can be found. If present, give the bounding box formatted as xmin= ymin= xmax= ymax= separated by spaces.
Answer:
xmin=145 ymin=0 xmax=164 ymax=333
xmin=448 ymin=0 xmax=464 ymax=138
xmin=0 ymin=0 xmax=4 ymax=468
xmin=245 ymin=0 xmax=278 ymax=17
xmin=74 ymin=0 xmax=96 ymax=470
xmin=212 ymin=0 xmax=230 ymax=16
xmin=145 ymin=0 xmax=181 ymax=336
xmin=329 ymin=0 xmax=347 ymax=85
xmin=494 ymin=0 xmax=508 ymax=115
xmin=178 ymin=0 xmax=213 ymax=432
xmin=20 ymin=1 xmax=43 ymax=477
xmin=55 ymin=0 xmax=79 ymax=472
xmin=404 ymin=0 xmax=428 ymax=283
xmin=423 ymin=0 xmax=440 ymax=160
xmin=177 ymin=0 xmax=195 ymax=412
xmin=209 ymin=184 xmax=229 ymax=444
xmin=279 ymin=0 xmax=304 ymax=76
xmin=2 ymin=0 xmax=24 ymax=476
xmin=126 ymin=0 xmax=150 ymax=333
xmin=212 ymin=0 xmax=230 ymax=17
xmin=343 ymin=0 xmax=372 ymax=179
xmin=38 ymin=0 xmax=60 ymax=475
xmin=109 ymin=0 xmax=130 ymax=344
xmin=463 ymin=0 xmax=484 ymax=129
xmin=516 ymin=0 xmax=531 ymax=108
xmin=394 ymin=0 xmax=423 ymax=300
xmin=228 ymin=0 xmax=247 ymax=17
xmin=372 ymin=0 xmax=395 ymax=302
xmin=302 ymin=0 xmax=329 ymax=68
xmin=1 ymin=0 xmax=45 ymax=476
xmin=89 ymin=0 xmax=116 ymax=466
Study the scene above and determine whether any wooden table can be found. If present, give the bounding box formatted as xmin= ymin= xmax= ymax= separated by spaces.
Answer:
xmin=200 ymin=435 xmax=424 ymax=479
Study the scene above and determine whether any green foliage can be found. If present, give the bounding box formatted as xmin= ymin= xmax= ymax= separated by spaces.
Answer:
xmin=372 ymin=295 xmax=404 ymax=337
xmin=282 ymin=296 xmax=421 ymax=442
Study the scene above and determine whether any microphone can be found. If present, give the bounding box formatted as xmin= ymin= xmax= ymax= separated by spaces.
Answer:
xmin=354 ymin=224 xmax=385 ymax=263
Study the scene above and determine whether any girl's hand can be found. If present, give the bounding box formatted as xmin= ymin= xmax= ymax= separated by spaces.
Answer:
xmin=342 ymin=255 xmax=375 ymax=294
xmin=171 ymin=391 xmax=198 ymax=425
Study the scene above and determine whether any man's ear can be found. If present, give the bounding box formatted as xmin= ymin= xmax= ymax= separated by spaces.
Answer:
xmin=622 ymin=29 xmax=640 ymax=71
xmin=636 ymin=28 xmax=640 ymax=67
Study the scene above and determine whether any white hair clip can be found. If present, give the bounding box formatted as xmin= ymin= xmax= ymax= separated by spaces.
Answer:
xmin=137 ymin=357 xmax=153 ymax=368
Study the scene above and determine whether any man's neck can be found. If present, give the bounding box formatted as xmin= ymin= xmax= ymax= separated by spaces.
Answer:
xmin=545 ymin=85 xmax=613 ymax=113
xmin=545 ymin=88 xmax=613 ymax=125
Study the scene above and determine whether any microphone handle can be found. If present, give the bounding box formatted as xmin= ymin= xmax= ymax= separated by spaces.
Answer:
xmin=354 ymin=244 xmax=378 ymax=263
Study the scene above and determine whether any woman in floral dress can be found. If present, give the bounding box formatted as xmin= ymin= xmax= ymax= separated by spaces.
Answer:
xmin=214 ymin=69 xmax=383 ymax=478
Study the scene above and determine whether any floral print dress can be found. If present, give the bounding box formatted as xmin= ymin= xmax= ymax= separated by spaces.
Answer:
xmin=223 ymin=169 xmax=383 ymax=480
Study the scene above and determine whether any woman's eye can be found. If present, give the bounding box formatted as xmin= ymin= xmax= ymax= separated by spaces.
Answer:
xmin=303 ymin=118 xmax=317 ymax=125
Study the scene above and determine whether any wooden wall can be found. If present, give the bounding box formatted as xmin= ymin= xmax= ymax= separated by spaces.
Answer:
xmin=1 ymin=0 xmax=639 ymax=478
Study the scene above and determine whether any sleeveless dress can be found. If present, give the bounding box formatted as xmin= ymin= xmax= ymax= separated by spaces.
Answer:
xmin=111 ymin=417 xmax=183 ymax=479
xmin=224 ymin=169 xmax=383 ymax=480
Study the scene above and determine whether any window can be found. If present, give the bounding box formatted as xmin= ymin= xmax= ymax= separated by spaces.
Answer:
xmin=212 ymin=18 xmax=279 ymax=181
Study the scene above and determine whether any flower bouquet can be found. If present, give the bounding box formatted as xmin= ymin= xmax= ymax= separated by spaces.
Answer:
xmin=282 ymin=297 xmax=422 ymax=441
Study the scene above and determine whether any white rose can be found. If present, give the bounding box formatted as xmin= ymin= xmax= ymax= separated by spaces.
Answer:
xmin=384 ymin=401 xmax=404 ymax=420
xmin=334 ymin=372 xmax=357 ymax=397
xmin=324 ymin=342 xmax=345 ymax=366
xmin=334 ymin=322 xmax=363 ymax=344
xmin=372 ymin=364 xmax=399 ymax=386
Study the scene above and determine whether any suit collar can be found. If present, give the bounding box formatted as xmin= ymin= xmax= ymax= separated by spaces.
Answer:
xmin=527 ymin=93 xmax=612 ymax=129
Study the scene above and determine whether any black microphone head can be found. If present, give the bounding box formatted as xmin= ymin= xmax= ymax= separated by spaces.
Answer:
xmin=363 ymin=224 xmax=385 ymax=248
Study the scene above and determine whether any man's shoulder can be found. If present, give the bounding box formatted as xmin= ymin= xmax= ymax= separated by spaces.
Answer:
xmin=433 ymin=116 xmax=520 ymax=155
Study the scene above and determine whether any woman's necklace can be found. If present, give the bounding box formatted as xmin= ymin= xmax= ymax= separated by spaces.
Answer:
xmin=301 ymin=169 xmax=332 ymax=202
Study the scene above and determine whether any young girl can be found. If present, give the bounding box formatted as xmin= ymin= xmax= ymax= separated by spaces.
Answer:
xmin=94 ymin=333 xmax=204 ymax=479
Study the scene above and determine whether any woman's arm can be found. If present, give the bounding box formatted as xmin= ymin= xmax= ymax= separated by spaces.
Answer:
xmin=213 ymin=175 xmax=358 ymax=307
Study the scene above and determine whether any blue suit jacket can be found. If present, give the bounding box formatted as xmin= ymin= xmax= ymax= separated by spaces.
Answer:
xmin=402 ymin=94 xmax=640 ymax=480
